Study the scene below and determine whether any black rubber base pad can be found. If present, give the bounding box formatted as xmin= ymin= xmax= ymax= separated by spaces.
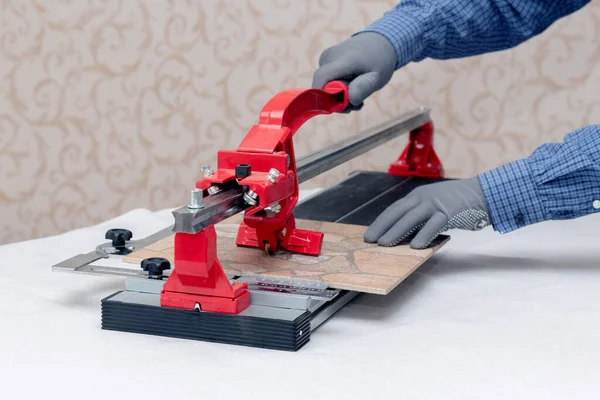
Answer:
xmin=101 ymin=292 xmax=312 ymax=351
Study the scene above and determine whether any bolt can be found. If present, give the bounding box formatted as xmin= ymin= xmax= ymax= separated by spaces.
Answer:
xmin=188 ymin=188 xmax=203 ymax=209
xmin=207 ymin=185 xmax=220 ymax=195
xmin=266 ymin=168 xmax=281 ymax=183
xmin=201 ymin=164 xmax=214 ymax=177
xmin=243 ymin=190 xmax=258 ymax=206
xmin=265 ymin=201 xmax=281 ymax=214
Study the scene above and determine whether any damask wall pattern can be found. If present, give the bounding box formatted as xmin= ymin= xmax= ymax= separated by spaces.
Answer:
xmin=1 ymin=0 xmax=599 ymax=245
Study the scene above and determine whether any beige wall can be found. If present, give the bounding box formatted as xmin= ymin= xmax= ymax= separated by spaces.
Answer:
xmin=1 ymin=0 xmax=599 ymax=245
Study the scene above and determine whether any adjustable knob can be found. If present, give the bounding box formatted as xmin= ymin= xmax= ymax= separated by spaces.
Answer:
xmin=141 ymin=257 xmax=171 ymax=279
xmin=105 ymin=229 xmax=132 ymax=247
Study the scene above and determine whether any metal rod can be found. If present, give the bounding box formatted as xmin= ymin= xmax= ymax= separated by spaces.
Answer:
xmin=296 ymin=107 xmax=431 ymax=183
xmin=172 ymin=186 xmax=247 ymax=234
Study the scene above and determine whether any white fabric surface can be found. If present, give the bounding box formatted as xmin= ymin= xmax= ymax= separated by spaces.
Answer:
xmin=2 ymin=188 xmax=600 ymax=400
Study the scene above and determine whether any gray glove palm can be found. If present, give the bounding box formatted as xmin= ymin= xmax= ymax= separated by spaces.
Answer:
xmin=312 ymin=32 xmax=397 ymax=110
xmin=364 ymin=178 xmax=491 ymax=249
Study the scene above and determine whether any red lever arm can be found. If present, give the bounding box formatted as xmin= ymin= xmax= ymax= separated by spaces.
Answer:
xmin=235 ymin=81 xmax=348 ymax=256
xmin=237 ymin=80 xmax=349 ymax=153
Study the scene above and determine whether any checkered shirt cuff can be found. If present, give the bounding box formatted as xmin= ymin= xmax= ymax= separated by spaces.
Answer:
xmin=478 ymin=158 xmax=547 ymax=234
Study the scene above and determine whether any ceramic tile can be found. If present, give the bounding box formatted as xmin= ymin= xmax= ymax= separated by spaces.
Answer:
xmin=124 ymin=219 xmax=448 ymax=295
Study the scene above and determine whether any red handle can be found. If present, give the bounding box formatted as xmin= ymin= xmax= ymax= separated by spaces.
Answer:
xmin=257 ymin=80 xmax=349 ymax=133
xmin=237 ymin=81 xmax=349 ymax=154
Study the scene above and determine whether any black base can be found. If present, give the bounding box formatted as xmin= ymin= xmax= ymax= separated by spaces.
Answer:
xmin=101 ymin=292 xmax=311 ymax=351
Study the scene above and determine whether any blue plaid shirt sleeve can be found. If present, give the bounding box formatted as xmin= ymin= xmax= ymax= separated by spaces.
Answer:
xmin=477 ymin=125 xmax=600 ymax=233
xmin=360 ymin=0 xmax=590 ymax=69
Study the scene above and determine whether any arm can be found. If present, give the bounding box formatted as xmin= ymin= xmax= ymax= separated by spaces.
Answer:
xmin=313 ymin=0 xmax=591 ymax=109
xmin=363 ymin=0 xmax=591 ymax=69
xmin=478 ymin=124 xmax=600 ymax=233
xmin=365 ymin=125 xmax=600 ymax=249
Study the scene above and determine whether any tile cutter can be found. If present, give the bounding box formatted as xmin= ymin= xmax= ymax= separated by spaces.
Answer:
xmin=52 ymin=81 xmax=446 ymax=351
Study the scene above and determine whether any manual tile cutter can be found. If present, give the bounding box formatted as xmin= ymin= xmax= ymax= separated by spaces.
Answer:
xmin=52 ymin=81 xmax=447 ymax=351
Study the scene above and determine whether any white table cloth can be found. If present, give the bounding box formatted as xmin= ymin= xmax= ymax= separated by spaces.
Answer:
xmin=2 ymin=188 xmax=600 ymax=399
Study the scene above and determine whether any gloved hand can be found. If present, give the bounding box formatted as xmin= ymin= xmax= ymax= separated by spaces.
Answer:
xmin=312 ymin=32 xmax=397 ymax=111
xmin=364 ymin=177 xmax=491 ymax=249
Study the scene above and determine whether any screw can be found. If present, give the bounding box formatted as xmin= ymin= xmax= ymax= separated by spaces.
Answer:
xmin=266 ymin=168 xmax=280 ymax=183
xmin=243 ymin=190 xmax=258 ymax=205
xmin=265 ymin=202 xmax=281 ymax=214
xmin=188 ymin=188 xmax=204 ymax=209
xmin=201 ymin=165 xmax=214 ymax=177
xmin=207 ymin=185 xmax=220 ymax=195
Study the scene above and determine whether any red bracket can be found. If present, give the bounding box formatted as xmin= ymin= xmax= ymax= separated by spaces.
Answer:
xmin=160 ymin=81 xmax=348 ymax=314
xmin=388 ymin=121 xmax=444 ymax=179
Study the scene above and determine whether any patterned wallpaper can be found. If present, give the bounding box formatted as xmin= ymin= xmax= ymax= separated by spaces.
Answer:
xmin=1 ymin=0 xmax=599 ymax=245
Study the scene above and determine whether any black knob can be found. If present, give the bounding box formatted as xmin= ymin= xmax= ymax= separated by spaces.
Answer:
xmin=141 ymin=257 xmax=171 ymax=279
xmin=105 ymin=229 xmax=133 ymax=247
xmin=235 ymin=164 xmax=251 ymax=178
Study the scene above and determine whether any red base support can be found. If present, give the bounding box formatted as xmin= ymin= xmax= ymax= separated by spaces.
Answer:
xmin=160 ymin=226 xmax=250 ymax=314
xmin=388 ymin=121 xmax=444 ymax=179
